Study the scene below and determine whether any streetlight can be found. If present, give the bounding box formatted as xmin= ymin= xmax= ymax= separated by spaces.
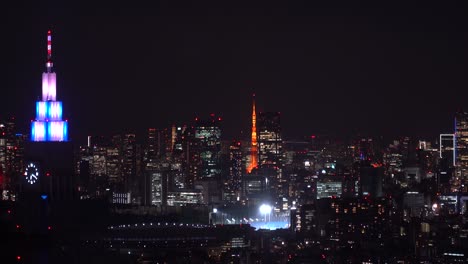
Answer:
xmin=209 ymin=208 xmax=218 ymax=225
xmin=259 ymin=204 xmax=272 ymax=223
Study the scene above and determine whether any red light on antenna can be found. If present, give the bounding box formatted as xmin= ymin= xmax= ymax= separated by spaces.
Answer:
xmin=17 ymin=256 xmax=21 ymax=261
xmin=46 ymin=172 xmax=50 ymax=177
xmin=16 ymin=224 xmax=20 ymax=229
xmin=311 ymin=135 xmax=316 ymax=139
xmin=48 ymin=226 xmax=52 ymax=230
xmin=7 ymin=210 xmax=11 ymax=214
xmin=218 ymin=117 xmax=221 ymax=121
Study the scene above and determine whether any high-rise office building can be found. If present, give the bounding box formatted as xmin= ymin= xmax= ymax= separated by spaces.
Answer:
xmin=224 ymin=140 xmax=243 ymax=202
xmin=148 ymin=170 xmax=166 ymax=206
xmin=186 ymin=115 xmax=222 ymax=204
xmin=122 ymin=134 xmax=137 ymax=194
xmin=455 ymin=110 xmax=468 ymax=191
xmin=257 ymin=111 xmax=283 ymax=194
xmin=258 ymin=112 xmax=282 ymax=167
xmin=190 ymin=115 xmax=222 ymax=181
xmin=106 ymin=145 xmax=122 ymax=188
xmin=440 ymin=134 xmax=455 ymax=167
xmin=146 ymin=128 xmax=162 ymax=163
xmin=168 ymin=124 xmax=189 ymax=162
xmin=438 ymin=134 xmax=455 ymax=191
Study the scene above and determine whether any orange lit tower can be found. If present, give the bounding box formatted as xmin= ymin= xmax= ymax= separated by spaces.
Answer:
xmin=247 ymin=94 xmax=258 ymax=173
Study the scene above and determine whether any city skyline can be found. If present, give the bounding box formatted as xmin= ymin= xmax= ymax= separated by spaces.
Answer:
xmin=3 ymin=3 xmax=468 ymax=143
xmin=3 ymin=3 xmax=468 ymax=263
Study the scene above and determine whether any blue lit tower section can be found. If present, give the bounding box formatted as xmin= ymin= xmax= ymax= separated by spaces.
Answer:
xmin=31 ymin=30 xmax=68 ymax=142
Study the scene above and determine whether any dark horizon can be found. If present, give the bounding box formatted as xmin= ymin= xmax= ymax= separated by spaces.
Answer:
xmin=3 ymin=2 xmax=468 ymax=144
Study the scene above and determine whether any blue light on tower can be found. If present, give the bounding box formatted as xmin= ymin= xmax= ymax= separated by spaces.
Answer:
xmin=30 ymin=30 xmax=68 ymax=142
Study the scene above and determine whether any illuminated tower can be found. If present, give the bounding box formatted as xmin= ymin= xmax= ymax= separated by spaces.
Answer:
xmin=30 ymin=30 xmax=68 ymax=142
xmin=22 ymin=30 xmax=75 ymax=204
xmin=247 ymin=94 xmax=258 ymax=173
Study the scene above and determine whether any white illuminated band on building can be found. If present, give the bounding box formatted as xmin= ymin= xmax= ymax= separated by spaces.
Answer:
xmin=48 ymin=121 xmax=68 ymax=142
xmin=48 ymin=101 xmax=63 ymax=120
xmin=31 ymin=121 xmax=47 ymax=142
xmin=36 ymin=101 xmax=47 ymax=120
xmin=42 ymin=72 xmax=57 ymax=101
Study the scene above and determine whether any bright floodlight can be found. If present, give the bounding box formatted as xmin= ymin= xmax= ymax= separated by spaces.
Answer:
xmin=259 ymin=204 xmax=272 ymax=215
xmin=213 ymin=208 xmax=218 ymax=213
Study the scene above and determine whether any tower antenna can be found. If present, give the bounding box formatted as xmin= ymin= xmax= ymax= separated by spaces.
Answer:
xmin=46 ymin=30 xmax=53 ymax=73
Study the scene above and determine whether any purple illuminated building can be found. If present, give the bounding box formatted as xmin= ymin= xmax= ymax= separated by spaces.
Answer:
xmin=30 ymin=30 xmax=68 ymax=142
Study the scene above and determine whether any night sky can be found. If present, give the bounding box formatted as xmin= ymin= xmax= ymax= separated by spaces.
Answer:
xmin=3 ymin=2 xmax=468 ymax=144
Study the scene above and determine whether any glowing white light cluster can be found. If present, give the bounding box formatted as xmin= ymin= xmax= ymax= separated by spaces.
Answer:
xmin=259 ymin=204 xmax=272 ymax=215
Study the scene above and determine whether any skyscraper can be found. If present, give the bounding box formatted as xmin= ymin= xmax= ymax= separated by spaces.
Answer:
xmin=190 ymin=115 xmax=222 ymax=180
xmin=24 ymin=30 xmax=75 ymax=203
xmin=186 ymin=115 xmax=222 ymax=204
xmin=257 ymin=111 xmax=283 ymax=197
xmin=122 ymin=133 xmax=137 ymax=194
xmin=440 ymin=134 xmax=455 ymax=167
xmin=258 ymin=112 xmax=282 ymax=170
xmin=146 ymin=128 xmax=162 ymax=163
xmin=224 ymin=140 xmax=243 ymax=203
xmin=439 ymin=134 xmax=455 ymax=191
xmin=455 ymin=110 xmax=468 ymax=191
xmin=30 ymin=30 xmax=68 ymax=142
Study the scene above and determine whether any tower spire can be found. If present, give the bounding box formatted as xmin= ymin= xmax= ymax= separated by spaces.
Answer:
xmin=46 ymin=30 xmax=53 ymax=73
xmin=247 ymin=93 xmax=258 ymax=173
xmin=32 ymin=30 xmax=68 ymax=142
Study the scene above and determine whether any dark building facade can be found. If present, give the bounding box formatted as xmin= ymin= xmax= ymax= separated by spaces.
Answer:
xmin=190 ymin=115 xmax=222 ymax=181
xmin=257 ymin=112 xmax=283 ymax=197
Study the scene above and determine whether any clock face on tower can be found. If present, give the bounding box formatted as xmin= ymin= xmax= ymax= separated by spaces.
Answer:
xmin=24 ymin=162 xmax=39 ymax=185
